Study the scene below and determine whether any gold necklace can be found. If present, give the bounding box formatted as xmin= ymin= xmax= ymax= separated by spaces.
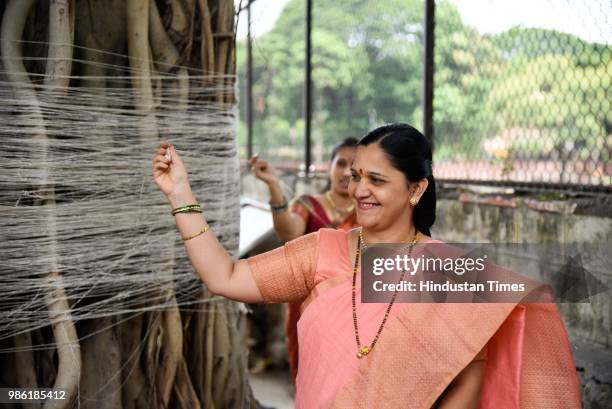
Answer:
xmin=325 ymin=191 xmax=355 ymax=216
xmin=352 ymin=228 xmax=419 ymax=359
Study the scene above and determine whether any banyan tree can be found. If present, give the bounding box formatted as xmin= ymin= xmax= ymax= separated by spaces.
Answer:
xmin=0 ymin=0 xmax=256 ymax=408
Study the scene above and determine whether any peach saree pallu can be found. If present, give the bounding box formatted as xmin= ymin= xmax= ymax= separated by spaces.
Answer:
xmin=247 ymin=229 xmax=581 ymax=408
xmin=286 ymin=195 xmax=358 ymax=381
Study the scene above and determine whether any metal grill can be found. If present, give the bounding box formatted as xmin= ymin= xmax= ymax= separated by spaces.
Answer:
xmin=432 ymin=0 xmax=611 ymax=194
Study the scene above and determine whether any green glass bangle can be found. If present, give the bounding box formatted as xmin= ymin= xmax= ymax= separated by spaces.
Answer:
xmin=270 ymin=199 xmax=288 ymax=214
xmin=171 ymin=204 xmax=202 ymax=216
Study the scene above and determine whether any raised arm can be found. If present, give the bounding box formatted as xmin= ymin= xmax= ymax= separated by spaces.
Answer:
xmin=153 ymin=142 xmax=263 ymax=303
xmin=248 ymin=155 xmax=307 ymax=242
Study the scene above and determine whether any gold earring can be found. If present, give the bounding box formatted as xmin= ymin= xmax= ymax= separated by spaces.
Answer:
xmin=410 ymin=197 xmax=418 ymax=206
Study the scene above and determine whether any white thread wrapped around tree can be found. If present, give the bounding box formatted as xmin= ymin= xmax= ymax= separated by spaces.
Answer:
xmin=0 ymin=1 xmax=253 ymax=408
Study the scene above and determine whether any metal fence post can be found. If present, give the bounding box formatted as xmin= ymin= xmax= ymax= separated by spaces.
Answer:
xmin=304 ymin=0 xmax=313 ymax=175
xmin=246 ymin=0 xmax=254 ymax=159
xmin=423 ymin=0 xmax=435 ymax=151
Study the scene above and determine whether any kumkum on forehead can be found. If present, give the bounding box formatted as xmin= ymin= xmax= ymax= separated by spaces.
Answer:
xmin=351 ymin=167 xmax=389 ymax=179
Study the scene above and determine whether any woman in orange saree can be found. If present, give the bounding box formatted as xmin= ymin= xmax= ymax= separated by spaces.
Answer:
xmin=153 ymin=123 xmax=581 ymax=408
xmin=249 ymin=137 xmax=360 ymax=381
xmin=248 ymin=137 xmax=359 ymax=242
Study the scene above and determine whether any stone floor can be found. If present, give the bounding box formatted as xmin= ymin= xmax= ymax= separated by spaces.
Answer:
xmin=250 ymin=370 xmax=295 ymax=409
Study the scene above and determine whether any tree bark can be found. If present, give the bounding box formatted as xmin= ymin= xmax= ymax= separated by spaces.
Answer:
xmin=44 ymin=3 xmax=82 ymax=407
xmin=203 ymin=301 xmax=216 ymax=409
xmin=150 ymin=0 xmax=189 ymax=113
xmin=45 ymin=0 xmax=74 ymax=86
xmin=214 ymin=0 xmax=233 ymax=103
xmin=157 ymin=302 xmax=184 ymax=407
xmin=118 ymin=315 xmax=148 ymax=409
xmin=173 ymin=357 xmax=201 ymax=409
xmin=13 ymin=330 xmax=39 ymax=409
xmin=80 ymin=317 xmax=123 ymax=409
xmin=127 ymin=0 xmax=158 ymax=142
xmin=2 ymin=2 xmax=81 ymax=409
xmin=198 ymin=0 xmax=215 ymax=74
xmin=2 ymin=1 xmax=251 ymax=407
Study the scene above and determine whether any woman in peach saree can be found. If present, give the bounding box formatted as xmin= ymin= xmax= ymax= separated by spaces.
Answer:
xmin=153 ymin=123 xmax=581 ymax=408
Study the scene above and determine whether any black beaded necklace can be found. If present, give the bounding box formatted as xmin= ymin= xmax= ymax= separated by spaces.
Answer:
xmin=352 ymin=228 xmax=419 ymax=358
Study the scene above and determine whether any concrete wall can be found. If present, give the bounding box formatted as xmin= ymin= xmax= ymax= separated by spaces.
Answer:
xmin=434 ymin=186 xmax=612 ymax=408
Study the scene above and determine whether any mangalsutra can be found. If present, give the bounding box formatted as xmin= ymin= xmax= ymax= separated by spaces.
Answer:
xmin=352 ymin=228 xmax=419 ymax=359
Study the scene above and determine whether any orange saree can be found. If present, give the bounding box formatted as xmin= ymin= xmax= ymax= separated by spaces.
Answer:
xmin=247 ymin=229 xmax=581 ymax=408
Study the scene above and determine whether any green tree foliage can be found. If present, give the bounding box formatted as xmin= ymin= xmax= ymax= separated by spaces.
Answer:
xmin=237 ymin=0 xmax=610 ymax=173
xmin=238 ymin=0 xmax=427 ymax=162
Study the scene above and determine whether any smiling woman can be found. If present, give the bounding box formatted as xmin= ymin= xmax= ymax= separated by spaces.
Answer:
xmin=349 ymin=124 xmax=434 ymax=243
xmin=153 ymin=123 xmax=581 ymax=408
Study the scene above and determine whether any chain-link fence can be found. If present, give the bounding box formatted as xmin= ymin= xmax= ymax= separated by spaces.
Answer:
xmin=432 ymin=0 xmax=611 ymax=194
xmin=237 ymin=0 xmax=611 ymax=194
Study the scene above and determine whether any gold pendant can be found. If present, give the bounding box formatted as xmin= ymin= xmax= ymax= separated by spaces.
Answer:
xmin=356 ymin=346 xmax=370 ymax=359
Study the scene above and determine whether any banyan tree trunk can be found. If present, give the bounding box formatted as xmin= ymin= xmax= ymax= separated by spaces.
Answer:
xmin=0 ymin=1 xmax=255 ymax=408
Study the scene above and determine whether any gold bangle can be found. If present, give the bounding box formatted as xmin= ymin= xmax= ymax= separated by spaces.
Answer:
xmin=182 ymin=225 xmax=209 ymax=241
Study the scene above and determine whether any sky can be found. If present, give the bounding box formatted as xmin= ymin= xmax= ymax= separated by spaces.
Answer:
xmin=235 ymin=0 xmax=611 ymax=44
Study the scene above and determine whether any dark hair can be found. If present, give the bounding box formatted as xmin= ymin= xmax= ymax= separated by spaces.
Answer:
xmin=330 ymin=137 xmax=359 ymax=161
xmin=357 ymin=123 xmax=436 ymax=236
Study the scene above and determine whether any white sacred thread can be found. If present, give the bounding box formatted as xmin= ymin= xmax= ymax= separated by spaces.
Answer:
xmin=0 ymin=40 xmax=242 ymax=350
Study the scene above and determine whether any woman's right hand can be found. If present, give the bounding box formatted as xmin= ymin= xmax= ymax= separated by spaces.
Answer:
xmin=248 ymin=154 xmax=279 ymax=186
xmin=153 ymin=142 xmax=192 ymax=202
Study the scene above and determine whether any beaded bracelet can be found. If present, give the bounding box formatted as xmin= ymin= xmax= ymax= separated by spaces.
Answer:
xmin=171 ymin=204 xmax=202 ymax=216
